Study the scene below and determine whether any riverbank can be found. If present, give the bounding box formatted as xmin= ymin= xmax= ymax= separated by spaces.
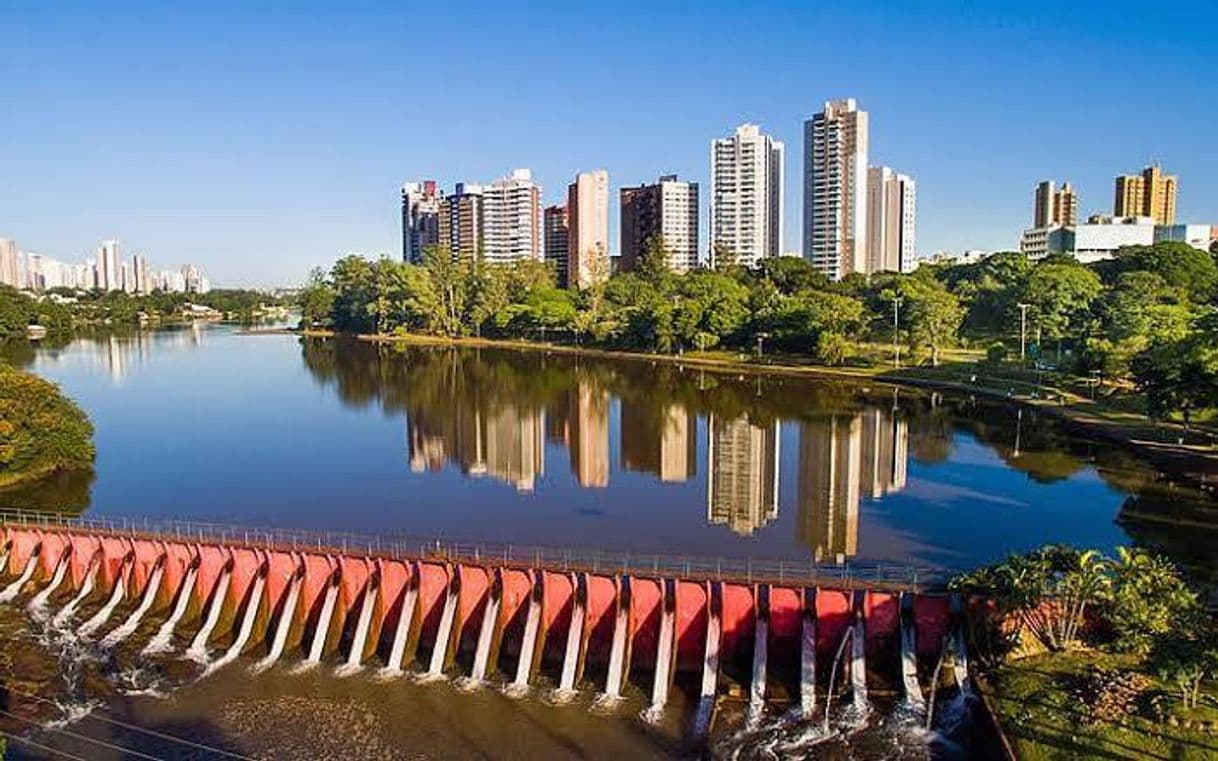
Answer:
xmin=299 ymin=328 xmax=1218 ymax=493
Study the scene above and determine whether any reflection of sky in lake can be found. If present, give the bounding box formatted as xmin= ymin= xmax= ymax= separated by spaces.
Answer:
xmin=9 ymin=325 xmax=1205 ymax=575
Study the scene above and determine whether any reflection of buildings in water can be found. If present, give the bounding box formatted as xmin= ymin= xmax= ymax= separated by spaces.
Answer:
xmin=407 ymin=402 xmax=545 ymax=492
xmin=620 ymin=402 xmax=696 ymax=484
xmin=567 ymin=381 xmax=610 ymax=488
xmin=797 ymin=408 xmax=909 ymax=563
xmin=706 ymin=414 xmax=779 ymax=536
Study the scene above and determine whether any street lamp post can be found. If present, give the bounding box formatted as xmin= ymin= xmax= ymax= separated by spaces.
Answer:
xmin=1017 ymin=303 xmax=1030 ymax=363
xmin=891 ymin=296 xmax=903 ymax=369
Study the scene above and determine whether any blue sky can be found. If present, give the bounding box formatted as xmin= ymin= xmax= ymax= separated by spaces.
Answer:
xmin=2 ymin=1 xmax=1215 ymax=287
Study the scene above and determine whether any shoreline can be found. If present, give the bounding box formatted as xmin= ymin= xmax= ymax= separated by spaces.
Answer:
xmin=295 ymin=328 xmax=1218 ymax=494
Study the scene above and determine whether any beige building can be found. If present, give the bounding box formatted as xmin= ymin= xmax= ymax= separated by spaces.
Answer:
xmin=567 ymin=170 xmax=609 ymax=289
xmin=865 ymin=167 xmax=916 ymax=273
xmin=620 ymin=175 xmax=699 ymax=273
xmin=1114 ymin=165 xmax=1177 ymax=225
xmin=1034 ymin=180 xmax=1078 ymax=227
xmin=804 ymin=99 xmax=869 ymax=279
xmin=543 ymin=204 xmax=570 ymax=285
xmin=0 ymin=239 xmax=18 ymax=288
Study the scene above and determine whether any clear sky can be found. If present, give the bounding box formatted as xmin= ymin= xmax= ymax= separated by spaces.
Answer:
xmin=2 ymin=1 xmax=1215 ymax=287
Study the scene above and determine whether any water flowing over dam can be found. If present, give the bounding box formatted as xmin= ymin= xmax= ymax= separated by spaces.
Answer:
xmin=0 ymin=512 xmax=974 ymax=746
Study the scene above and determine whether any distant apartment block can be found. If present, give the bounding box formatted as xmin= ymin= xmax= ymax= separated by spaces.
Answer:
xmin=710 ymin=124 xmax=784 ymax=268
xmin=481 ymin=169 xmax=542 ymax=264
xmin=804 ymin=99 xmax=868 ymax=279
xmin=0 ymin=239 xmax=18 ymax=288
xmin=543 ymin=203 xmax=570 ymax=286
xmin=865 ymin=167 xmax=916 ymax=273
xmin=1114 ymin=165 xmax=1177 ymax=225
xmin=1033 ymin=180 xmax=1078 ymax=227
xmin=567 ymin=170 xmax=609 ymax=289
xmin=439 ymin=183 xmax=485 ymax=259
xmin=620 ymin=175 xmax=699 ymax=273
xmin=401 ymin=180 xmax=442 ymax=263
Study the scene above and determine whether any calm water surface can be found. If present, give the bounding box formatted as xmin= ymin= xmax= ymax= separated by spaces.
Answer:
xmin=7 ymin=325 xmax=1215 ymax=578
xmin=5 ymin=325 xmax=1217 ymax=760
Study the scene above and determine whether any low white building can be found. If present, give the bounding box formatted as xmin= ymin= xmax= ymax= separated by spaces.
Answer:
xmin=1154 ymin=223 xmax=1217 ymax=251
xmin=1021 ymin=217 xmax=1155 ymax=262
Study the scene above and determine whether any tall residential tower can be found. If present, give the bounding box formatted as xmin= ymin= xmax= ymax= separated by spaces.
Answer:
xmin=804 ymin=99 xmax=869 ymax=279
xmin=566 ymin=170 xmax=609 ymax=289
xmin=619 ymin=175 xmax=699 ymax=273
xmin=865 ymin=167 xmax=916 ymax=273
xmin=401 ymin=180 xmax=442 ymax=263
xmin=710 ymin=124 xmax=784 ymax=268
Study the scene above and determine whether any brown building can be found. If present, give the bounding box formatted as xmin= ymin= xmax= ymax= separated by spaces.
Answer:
xmin=1114 ymin=165 xmax=1177 ymax=225
xmin=619 ymin=175 xmax=699 ymax=273
xmin=543 ymin=204 xmax=570 ymax=286
xmin=439 ymin=183 xmax=485 ymax=258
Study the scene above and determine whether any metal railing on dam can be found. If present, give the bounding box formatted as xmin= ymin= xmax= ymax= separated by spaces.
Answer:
xmin=0 ymin=510 xmax=970 ymax=741
xmin=0 ymin=509 xmax=941 ymax=590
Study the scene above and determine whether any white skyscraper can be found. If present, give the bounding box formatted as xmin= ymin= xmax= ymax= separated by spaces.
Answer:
xmin=480 ymin=169 xmax=541 ymax=264
xmin=710 ymin=124 xmax=785 ymax=268
xmin=97 ymin=239 xmax=120 ymax=291
xmin=804 ymin=99 xmax=869 ymax=279
xmin=0 ymin=239 xmax=18 ymax=288
xmin=133 ymin=254 xmax=150 ymax=294
xmin=865 ymin=167 xmax=917 ymax=273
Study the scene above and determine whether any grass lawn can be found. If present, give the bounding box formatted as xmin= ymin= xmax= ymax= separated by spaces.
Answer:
xmin=982 ymin=650 xmax=1218 ymax=760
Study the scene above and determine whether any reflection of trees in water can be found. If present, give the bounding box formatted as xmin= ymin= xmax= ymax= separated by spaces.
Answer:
xmin=0 ymin=468 xmax=94 ymax=514
xmin=1119 ymin=491 xmax=1218 ymax=601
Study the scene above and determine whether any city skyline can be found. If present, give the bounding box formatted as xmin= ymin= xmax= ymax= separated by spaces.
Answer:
xmin=3 ymin=5 xmax=1214 ymax=286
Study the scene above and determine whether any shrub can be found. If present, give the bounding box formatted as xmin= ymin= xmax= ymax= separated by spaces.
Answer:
xmin=0 ymin=363 xmax=95 ymax=487
xmin=985 ymin=341 xmax=1009 ymax=365
xmin=1150 ymin=625 xmax=1218 ymax=709
xmin=1108 ymin=547 xmax=1202 ymax=654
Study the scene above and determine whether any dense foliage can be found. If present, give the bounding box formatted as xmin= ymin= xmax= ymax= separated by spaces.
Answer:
xmin=0 ymin=363 xmax=95 ymax=488
xmin=302 ymin=241 xmax=1218 ymax=398
xmin=0 ymin=285 xmax=284 ymax=338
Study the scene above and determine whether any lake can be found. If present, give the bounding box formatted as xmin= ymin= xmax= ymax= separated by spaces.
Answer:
xmin=6 ymin=325 xmax=1214 ymax=580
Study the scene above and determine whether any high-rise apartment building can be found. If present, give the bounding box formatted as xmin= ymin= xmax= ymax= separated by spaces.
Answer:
xmin=133 ymin=254 xmax=150 ymax=295
xmin=481 ymin=169 xmax=541 ymax=264
xmin=439 ymin=183 xmax=485 ymax=259
xmin=865 ymin=167 xmax=917 ymax=273
xmin=567 ymin=170 xmax=609 ymax=289
xmin=98 ymin=239 xmax=120 ymax=291
xmin=710 ymin=124 xmax=784 ymax=268
xmin=804 ymin=99 xmax=869 ymax=279
xmin=0 ymin=239 xmax=18 ymax=288
xmin=401 ymin=180 xmax=442 ymax=263
xmin=706 ymin=414 xmax=780 ymax=536
xmin=543 ymin=204 xmax=570 ymax=286
xmin=1034 ymin=180 xmax=1078 ymax=228
xmin=1114 ymin=165 xmax=1177 ymax=225
xmin=620 ymin=175 xmax=699 ymax=273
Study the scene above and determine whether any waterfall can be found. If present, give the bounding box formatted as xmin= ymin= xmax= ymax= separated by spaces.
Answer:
xmin=823 ymin=625 xmax=853 ymax=732
xmin=252 ymin=566 xmax=303 ymax=673
xmin=185 ymin=564 xmax=232 ymax=662
xmin=0 ymin=546 xmax=41 ymax=603
xmin=302 ymin=575 xmax=341 ymax=666
xmin=850 ymin=611 xmax=868 ymax=711
xmin=143 ymin=562 xmax=199 ymax=655
xmin=28 ymin=551 xmax=72 ymax=616
xmin=101 ymin=557 xmax=165 ymax=647
xmin=691 ymin=585 xmax=721 ymax=740
xmin=602 ymin=582 xmax=630 ymax=700
xmin=924 ymin=632 xmax=952 ymax=729
xmin=0 ymin=541 xmax=9 ymax=578
xmin=951 ymin=621 xmax=972 ymax=696
xmin=646 ymin=581 xmax=676 ymax=718
xmin=899 ymin=594 xmax=925 ymax=710
xmin=800 ymin=600 xmax=817 ymax=719
xmin=748 ymin=611 xmax=769 ymax=726
xmin=54 ymin=555 xmax=99 ymax=627
xmin=203 ymin=569 xmax=266 ymax=676
xmin=511 ymin=583 xmax=543 ymax=691
xmin=79 ymin=559 xmax=131 ymax=639
xmin=380 ymin=579 xmax=418 ymax=677
xmin=336 ymin=575 xmax=379 ymax=676
xmin=556 ymin=578 xmax=585 ymax=695
xmin=426 ymin=577 xmax=460 ymax=678
xmin=469 ymin=584 xmax=501 ymax=683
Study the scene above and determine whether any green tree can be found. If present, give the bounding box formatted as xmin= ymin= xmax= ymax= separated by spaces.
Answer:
xmin=329 ymin=254 xmax=377 ymax=332
xmin=297 ymin=267 xmax=336 ymax=328
xmin=421 ymin=245 xmax=470 ymax=336
xmin=1111 ymin=242 xmax=1218 ymax=303
xmin=0 ymin=364 xmax=96 ymax=488
xmin=1130 ymin=314 xmax=1218 ymax=428
xmin=757 ymin=256 xmax=830 ymax=295
xmin=898 ymin=276 xmax=964 ymax=366
xmin=1021 ymin=261 xmax=1103 ymax=361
